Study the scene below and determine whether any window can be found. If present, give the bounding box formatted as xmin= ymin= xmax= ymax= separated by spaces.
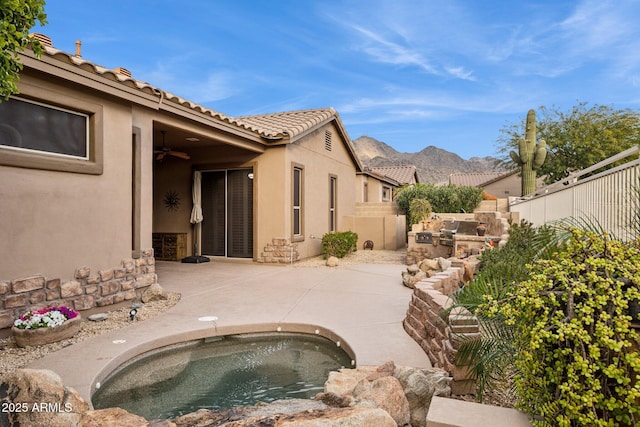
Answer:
xmin=293 ymin=165 xmax=304 ymax=239
xmin=382 ymin=186 xmax=392 ymax=202
xmin=0 ymin=86 xmax=102 ymax=175
xmin=0 ymin=96 xmax=88 ymax=159
xmin=329 ymin=175 xmax=337 ymax=232
xmin=363 ymin=182 xmax=368 ymax=202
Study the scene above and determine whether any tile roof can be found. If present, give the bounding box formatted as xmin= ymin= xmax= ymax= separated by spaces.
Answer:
xmin=369 ymin=166 xmax=419 ymax=185
xmin=236 ymin=109 xmax=338 ymax=141
xmin=36 ymin=44 xmax=340 ymax=143
xmin=477 ymin=169 xmax=519 ymax=186
xmin=358 ymin=169 xmax=400 ymax=187
xmin=449 ymin=172 xmax=505 ymax=187
xmin=27 ymin=38 xmax=363 ymax=171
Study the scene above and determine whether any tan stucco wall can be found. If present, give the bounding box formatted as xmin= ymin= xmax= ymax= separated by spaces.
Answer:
xmin=0 ymin=75 xmax=144 ymax=281
xmin=342 ymin=214 xmax=406 ymax=251
xmin=281 ymin=123 xmax=358 ymax=260
xmin=355 ymin=174 xmax=394 ymax=203
xmin=482 ymin=173 xmax=522 ymax=198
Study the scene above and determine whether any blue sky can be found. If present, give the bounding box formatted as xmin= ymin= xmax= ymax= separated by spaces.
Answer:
xmin=36 ymin=0 xmax=640 ymax=159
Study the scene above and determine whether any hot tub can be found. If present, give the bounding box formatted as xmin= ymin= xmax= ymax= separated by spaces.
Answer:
xmin=91 ymin=332 xmax=353 ymax=420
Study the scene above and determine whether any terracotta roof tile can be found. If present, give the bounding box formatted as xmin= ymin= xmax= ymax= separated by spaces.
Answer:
xmin=449 ymin=172 xmax=504 ymax=187
xmin=32 ymin=43 xmax=362 ymax=172
xmin=369 ymin=166 xmax=419 ymax=185
xmin=236 ymin=108 xmax=337 ymax=141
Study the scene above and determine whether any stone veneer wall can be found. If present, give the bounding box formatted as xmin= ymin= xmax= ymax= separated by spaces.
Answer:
xmin=257 ymin=238 xmax=300 ymax=264
xmin=403 ymin=264 xmax=480 ymax=395
xmin=0 ymin=249 xmax=157 ymax=329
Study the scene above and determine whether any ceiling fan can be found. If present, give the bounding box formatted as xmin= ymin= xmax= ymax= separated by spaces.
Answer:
xmin=154 ymin=130 xmax=190 ymax=161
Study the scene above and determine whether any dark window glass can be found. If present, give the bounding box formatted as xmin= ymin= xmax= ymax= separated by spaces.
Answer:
xmin=0 ymin=97 xmax=88 ymax=159
xmin=293 ymin=167 xmax=302 ymax=236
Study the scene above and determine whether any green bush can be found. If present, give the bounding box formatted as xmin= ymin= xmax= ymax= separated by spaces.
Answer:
xmin=395 ymin=183 xmax=483 ymax=219
xmin=321 ymin=231 xmax=358 ymax=259
xmin=477 ymin=220 xmax=556 ymax=284
xmin=409 ymin=198 xmax=432 ymax=227
xmin=482 ymin=229 xmax=640 ymax=426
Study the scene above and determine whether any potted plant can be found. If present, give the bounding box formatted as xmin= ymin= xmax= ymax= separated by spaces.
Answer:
xmin=12 ymin=306 xmax=81 ymax=348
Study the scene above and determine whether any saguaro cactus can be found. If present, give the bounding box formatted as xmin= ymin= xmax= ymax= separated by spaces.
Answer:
xmin=510 ymin=109 xmax=547 ymax=196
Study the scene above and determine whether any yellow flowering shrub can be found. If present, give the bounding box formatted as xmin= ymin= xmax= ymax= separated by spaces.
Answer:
xmin=483 ymin=229 xmax=640 ymax=426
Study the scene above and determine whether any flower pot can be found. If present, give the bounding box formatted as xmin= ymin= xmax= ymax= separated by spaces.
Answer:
xmin=12 ymin=315 xmax=82 ymax=348
xmin=476 ymin=225 xmax=487 ymax=236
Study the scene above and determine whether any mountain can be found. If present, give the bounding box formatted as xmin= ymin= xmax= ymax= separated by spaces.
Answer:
xmin=353 ymin=135 xmax=505 ymax=184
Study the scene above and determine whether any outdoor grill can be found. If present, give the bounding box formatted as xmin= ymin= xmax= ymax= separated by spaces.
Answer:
xmin=411 ymin=217 xmax=495 ymax=260
xmin=439 ymin=229 xmax=456 ymax=246
xmin=438 ymin=220 xmax=458 ymax=247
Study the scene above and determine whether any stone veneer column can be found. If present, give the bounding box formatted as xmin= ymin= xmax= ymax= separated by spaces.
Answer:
xmin=257 ymin=238 xmax=300 ymax=264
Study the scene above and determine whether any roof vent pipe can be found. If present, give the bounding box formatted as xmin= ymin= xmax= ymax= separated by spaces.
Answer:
xmin=75 ymin=40 xmax=82 ymax=57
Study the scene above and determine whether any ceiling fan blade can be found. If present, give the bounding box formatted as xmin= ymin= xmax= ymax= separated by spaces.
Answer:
xmin=156 ymin=153 xmax=166 ymax=161
xmin=169 ymin=151 xmax=191 ymax=160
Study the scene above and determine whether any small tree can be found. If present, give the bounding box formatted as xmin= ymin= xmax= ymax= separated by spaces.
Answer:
xmin=0 ymin=0 xmax=47 ymax=101
xmin=497 ymin=102 xmax=640 ymax=185
xmin=409 ymin=198 xmax=432 ymax=227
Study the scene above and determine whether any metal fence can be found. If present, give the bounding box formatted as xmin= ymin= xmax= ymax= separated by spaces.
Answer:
xmin=509 ymin=146 xmax=640 ymax=241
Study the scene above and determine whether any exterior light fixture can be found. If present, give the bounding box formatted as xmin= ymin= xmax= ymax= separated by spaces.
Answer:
xmin=129 ymin=308 xmax=137 ymax=321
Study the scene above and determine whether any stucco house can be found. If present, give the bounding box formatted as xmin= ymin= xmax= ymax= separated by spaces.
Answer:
xmin=0 ymin=36 xmax=370 ymax=326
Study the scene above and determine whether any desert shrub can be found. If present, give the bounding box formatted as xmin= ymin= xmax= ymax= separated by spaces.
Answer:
xmin=409 ymin=198 xmax=432 ymax=227
xmin=452 ymin=221 xmax=560 ymax=399
xmin=453 ymin=185 xmax=484 ymax=213
xmin=477 ymin=220 xmax=556 ymax=284
xmin=482 ymin=229 xmax=640 ymax=426
xmin=395 ymin=184 xmax=483 ymax=227
xmin=321 ymin=231 xmax=358 ymax=259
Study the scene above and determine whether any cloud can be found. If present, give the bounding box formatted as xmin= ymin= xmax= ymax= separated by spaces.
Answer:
xmin=348 ymin=24 xmax=439 ymax=74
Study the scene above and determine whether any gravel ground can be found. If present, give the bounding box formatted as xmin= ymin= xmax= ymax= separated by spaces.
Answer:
xmin=0 ymin=292 xmax=181 ymax=379
xmin=292 ymin=249 xmax=407 ymax=267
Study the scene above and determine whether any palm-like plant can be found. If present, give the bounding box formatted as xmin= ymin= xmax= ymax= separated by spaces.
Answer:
xmin=451 ymin=183 xmax=640 ymax=403
xmin=448 ymin=220 xmax=561 ymax=400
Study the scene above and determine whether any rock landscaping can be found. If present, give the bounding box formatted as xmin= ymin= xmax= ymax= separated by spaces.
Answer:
xmin=402 ymin=257 xmax=481 ymax=395
xmin=0 ymin=361 xmax=451 ymax=427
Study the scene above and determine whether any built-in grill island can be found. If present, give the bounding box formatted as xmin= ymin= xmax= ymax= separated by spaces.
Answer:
xmin=407 ymin=212 xmax=514 ymax=264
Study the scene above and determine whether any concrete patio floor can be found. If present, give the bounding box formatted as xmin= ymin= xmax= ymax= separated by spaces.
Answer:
xmin=30 ymin=259 xmax=432 ymax=404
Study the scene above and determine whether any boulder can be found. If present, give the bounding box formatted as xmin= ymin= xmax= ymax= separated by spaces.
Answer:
xmin=326 ymin=256 xmax=339 ymax=267
xmin=88 ymin=313 xmax=108 ymax=322
xmin=395 ymin=366 xmax=452 ymax=427
xmin=402 ymin=270 xmax=427 ymax=289
xmin=437 ymin=257 xmax=452 ymax=271
xmin=0 ymin=369 xmax=90 ymax=427
xmin=324 ymin=362 xmax=453 ymax=427
xmin=353 ymin=375 xmax=411 ymax=426
xmin=172 ymin=399 xmax=396 ymax=427
xmin=407 ymin=264 xmax=421 ymax=274
xmin=141 ymin=282 xmax=168 ymax=303
xmin=325 ymin=366 xmax=378 ymax=396
xmin=279 ymin=407 xmax=396 ymax=426
xmin=80 ymin=407 xmax=149 ymax=427
xmin=419 ymin=258 xmax=439 ymax=272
